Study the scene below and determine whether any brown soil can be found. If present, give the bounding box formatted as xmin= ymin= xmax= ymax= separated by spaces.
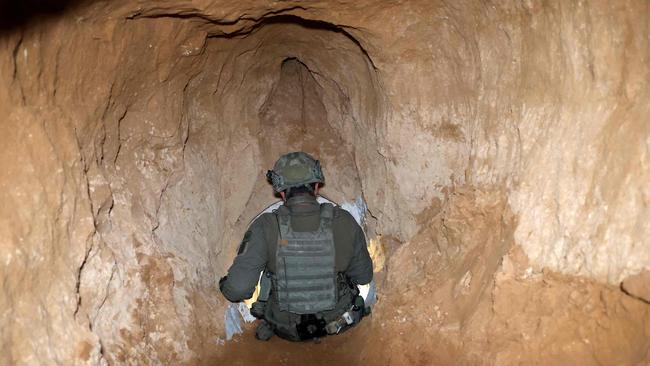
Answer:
xmin=202 ymin=187 xmax=650 ymax=366
xmin=1 ymin=1 xmax=649 ymax=365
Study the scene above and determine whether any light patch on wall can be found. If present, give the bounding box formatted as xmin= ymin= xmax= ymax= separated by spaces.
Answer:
xmin=367 ymin=236 xmax=386 ymax=273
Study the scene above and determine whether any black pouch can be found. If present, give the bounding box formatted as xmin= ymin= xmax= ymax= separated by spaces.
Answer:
xmin=352 ymin=295 xmax=373 ymax=316
xmin=296 ymin=314 xmax=328 ymax=340
xmin=250 ymin=301 xmax=266 ymax=319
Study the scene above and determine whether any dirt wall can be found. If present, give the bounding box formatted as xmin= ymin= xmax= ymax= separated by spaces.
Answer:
xmin=0 ymin=1 xmax=648 ymax=365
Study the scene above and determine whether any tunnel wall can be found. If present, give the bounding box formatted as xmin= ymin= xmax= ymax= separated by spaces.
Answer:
xmin=359 ymin=0 xmax=649 ymax=284
xmin=0 ymin=0 xmax=648 ymax=365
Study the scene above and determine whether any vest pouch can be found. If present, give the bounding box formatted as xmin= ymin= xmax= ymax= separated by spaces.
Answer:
xmin=296 ymin=314 xmax=328 ymax=340
xmin=351 ymin=294 xmax=372 ymax=318
xmin=250 ymin=301 xmax=266 ymax=319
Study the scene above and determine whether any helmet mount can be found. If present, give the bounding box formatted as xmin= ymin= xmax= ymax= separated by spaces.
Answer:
xmin=267 ymin=152 xmax=325 ymax=193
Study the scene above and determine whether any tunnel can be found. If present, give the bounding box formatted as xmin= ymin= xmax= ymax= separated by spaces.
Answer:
xmin=1 ymin=1 xmax=649 ymax=365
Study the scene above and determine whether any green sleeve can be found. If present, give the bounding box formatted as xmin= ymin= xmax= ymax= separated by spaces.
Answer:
xmin=345 ymin=216 xmax=374 ymax=285
xmin=219 ymin=216 xmax=269 ymax=302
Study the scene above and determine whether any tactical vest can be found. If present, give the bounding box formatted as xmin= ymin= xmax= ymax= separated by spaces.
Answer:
xmin=273 ymin=203 xmax=337 ymax=314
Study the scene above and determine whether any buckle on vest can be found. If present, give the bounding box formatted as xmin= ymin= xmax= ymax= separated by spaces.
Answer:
xmin=342 ymin=311 xmax=354 ymax=325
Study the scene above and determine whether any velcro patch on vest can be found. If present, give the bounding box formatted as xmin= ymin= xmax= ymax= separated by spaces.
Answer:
xmin=278 ymin=239 xmax=289 ymax=246
xmin=237 ymin=231 xmax=252 ymax=255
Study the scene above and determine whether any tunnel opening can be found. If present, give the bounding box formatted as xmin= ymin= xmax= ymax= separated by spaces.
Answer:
xmin=194 ymin=20 xmax=388 ymax=363
xmin=70 ymin=13 xmax=390 ymax=365
xmin=257 ymin=56 xmax=364 ymax=202
xmin=2 ymin=1 xmax=650 ymax=366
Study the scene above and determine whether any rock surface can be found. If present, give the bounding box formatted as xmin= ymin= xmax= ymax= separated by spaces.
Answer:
xmin=622 ymin=270 xmax=650 ymax=304
xmin=0 ymin=0 xmax=648 ymax=365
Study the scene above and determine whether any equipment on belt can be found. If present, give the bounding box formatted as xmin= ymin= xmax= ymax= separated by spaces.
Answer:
xmin=325 ymin=295 xmax=369 ymax=335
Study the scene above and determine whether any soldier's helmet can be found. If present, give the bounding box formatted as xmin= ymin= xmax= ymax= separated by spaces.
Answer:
xmin=266 ymin=152 xmax=325 ymax=192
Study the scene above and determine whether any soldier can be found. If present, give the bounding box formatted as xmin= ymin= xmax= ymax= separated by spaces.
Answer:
xmin=219 ymin=152 xmax=373 ymax=341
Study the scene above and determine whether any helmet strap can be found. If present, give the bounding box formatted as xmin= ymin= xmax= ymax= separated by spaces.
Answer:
xmin=282 ymin=183 xmax=318 ymax=201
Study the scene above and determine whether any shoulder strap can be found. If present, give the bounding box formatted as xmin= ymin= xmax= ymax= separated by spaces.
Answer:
xmin=319 ymin=203 xmax=334 ymax=231
xmin=274 ymin=205 xmax=291 ymax=239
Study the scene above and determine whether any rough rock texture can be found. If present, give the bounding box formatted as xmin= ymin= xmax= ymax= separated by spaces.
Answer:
xmin=0 ymin=0 xmax=649 ymax=365
xmin=212 ymin=188 xmax=650 ymax=365
xmin=369 ymin=188 xmax=650 ymax=365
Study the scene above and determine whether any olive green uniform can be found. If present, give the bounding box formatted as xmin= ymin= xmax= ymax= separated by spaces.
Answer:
xmin=220 ymin=195 xmax=373 ymax=339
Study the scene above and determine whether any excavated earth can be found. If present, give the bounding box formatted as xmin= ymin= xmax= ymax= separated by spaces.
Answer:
xmin=1 ymin=1 xmax=649 ymax=365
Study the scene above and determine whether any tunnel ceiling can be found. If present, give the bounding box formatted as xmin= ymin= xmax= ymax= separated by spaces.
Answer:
xmin=1 ymin=0 xmax=649 ymax=365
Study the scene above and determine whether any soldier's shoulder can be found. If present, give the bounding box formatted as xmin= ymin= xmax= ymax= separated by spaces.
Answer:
xmin=250 ymin=212 xmax=276 ymax=229
xmin=332 ymin=205 xmax=358 ymax=224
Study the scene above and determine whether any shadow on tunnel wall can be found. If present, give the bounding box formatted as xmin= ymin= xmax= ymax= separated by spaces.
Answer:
xmin=217 ymin=14 xmax=377 ymax=68
xmin=0 ymin=0 xmax=89 ymax=33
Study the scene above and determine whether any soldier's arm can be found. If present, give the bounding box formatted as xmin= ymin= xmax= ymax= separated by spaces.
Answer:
xmin=219 ymin=216 xmax=269 ymax=302
xmin=345 ymin=217 xmax=374 ymax=285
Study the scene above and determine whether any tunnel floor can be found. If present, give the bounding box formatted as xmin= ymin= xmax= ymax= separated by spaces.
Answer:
xmin=209 ymin=315 xmax=462 ymax=366
xmin=212 ymin=321 xmax=370 ymax=366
